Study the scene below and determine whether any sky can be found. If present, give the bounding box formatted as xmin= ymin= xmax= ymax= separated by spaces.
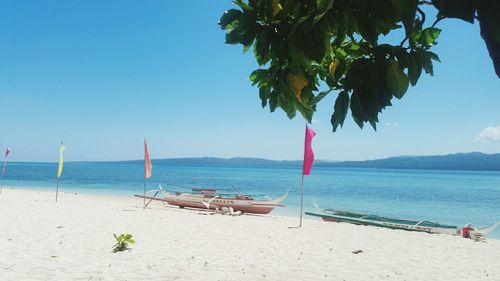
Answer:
xmin=0 ymin=1 xmax=499 ymax=162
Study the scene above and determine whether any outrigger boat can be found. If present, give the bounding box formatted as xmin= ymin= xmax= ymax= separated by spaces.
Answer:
xmin=306 ymin=208 xmax=500 ymax=240
xmin=135 ymin=187 xmax=288 ymax=215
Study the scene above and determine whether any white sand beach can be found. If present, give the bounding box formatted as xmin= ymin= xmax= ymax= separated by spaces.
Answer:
xmin=1 ymin=188 xmax=500 ymax=281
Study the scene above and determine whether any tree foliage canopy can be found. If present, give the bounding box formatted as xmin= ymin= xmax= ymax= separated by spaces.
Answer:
xmin=220 ymin=0 xmax=500 ymax=131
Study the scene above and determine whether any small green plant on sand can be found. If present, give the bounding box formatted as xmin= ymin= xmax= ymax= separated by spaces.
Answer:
xmin=112 ymin=233 xmax=135 ymax=252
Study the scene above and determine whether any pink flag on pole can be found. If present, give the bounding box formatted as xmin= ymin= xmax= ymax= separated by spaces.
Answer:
xmin=2 ymin=147 xmax=10 ymax=177
xmin=144 ymin=139 xmax=152 ymax=179
xmin=302 ymin=126 xmax=316 ymax=176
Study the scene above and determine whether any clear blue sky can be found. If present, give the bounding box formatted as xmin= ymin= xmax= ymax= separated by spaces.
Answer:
xmin=0 ymin=1 xmax=499 ymax=162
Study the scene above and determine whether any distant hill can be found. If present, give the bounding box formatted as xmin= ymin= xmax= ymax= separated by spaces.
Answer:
xmin=118 ymin=157 xmax=306 ymax=167
xmin=318 ymin=152 xmax=500 ymax=171
xmin=105 ymin=152 xmax=500 ymax=171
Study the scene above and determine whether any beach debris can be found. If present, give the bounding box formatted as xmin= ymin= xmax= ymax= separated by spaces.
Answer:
xmin=213 ymin=207 xmax=243 ymax=216
xmin=4 ymin=263 xmax=15 ymax=270
xmin=112 ymin=233 xmax=135 ymax=253
xmin=352 ymin=250 xmax=363 ymax=254
xmin=57 ymin=226 xmax=63 ymax=229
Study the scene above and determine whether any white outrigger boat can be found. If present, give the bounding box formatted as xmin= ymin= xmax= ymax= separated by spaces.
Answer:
xmin=136 ymin=187 xmax=288 ymax=215
xmin=306 ymin=208 xmax=500 ymax=240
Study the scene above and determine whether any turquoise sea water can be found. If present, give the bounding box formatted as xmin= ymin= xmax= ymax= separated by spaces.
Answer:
xmin=3 ymin=162 xmax=500 ymax=238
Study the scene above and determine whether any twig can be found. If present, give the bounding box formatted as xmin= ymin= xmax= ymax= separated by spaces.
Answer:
xmin=416 ymin=7 xmax=426 ymax=26
xmin=431 ymin=15 xmax=445 ymax=28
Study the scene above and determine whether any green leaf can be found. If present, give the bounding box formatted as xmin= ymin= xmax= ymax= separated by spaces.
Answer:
xmin=356 ymin=16 xmax=378 ymax=46
xmin=225 ymin=30 xmax=240 ymax=44
xmin=391 ymin=0 xmax=418 ymax=37
xmin=259 ymin=87 xmax=270 ymax=107
xmin=432 ymin=0 xmax=476 ymax=23
xmin=350 ymin=91 xmax=366 ymax=129
xmin=269 ymin=92 xmax=278 ymax=112
xmin=314 ymin=0 xmax=334 ymax=23
xmin=386 ymin=60 xmax=409 ymax=99
xmin=477 ymin=0 xmax=500 ymax=43
xmin=369 ymin=119 xmax=377 ymax=131
xmin=299 ymin=27 xmax=328 ymax=63
xmin=343 ymin=59 xmax=367 ymax=90
xmin=410 ymin=29 xmax=422 ymax=46
xmin=234 ymin=0 xmax=253 ymax=12
xmin=331 ymin=91 xmax=350 ymax=132
xmin=249 ymin=69 xmax=268 ymax=85
xmin=420 ymin=27 xmax=441 ymax=45
xmin=219 ymin=9 xmax=242 ymax=29
xmin=427 ymin=51 xmax=441 ymax=62
xmin=312 ymin=90 xmax=331 ymax=105
xmin=408 ymin=52 xmax=422 ymax=86
xmin=334 ymin=59 xmax=346 ymax=80
xmin=297 ymin=104 xmax=314 ymax=123
xmin=477 ymin=0 xmax=500 ymax=77
xmin=254 ymin=32 xmax=270 ymax=65
xmin=416 ymin=49 xmax=434 ymax=75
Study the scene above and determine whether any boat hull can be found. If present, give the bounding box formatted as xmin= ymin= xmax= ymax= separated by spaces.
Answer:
xmin=163 ymin=192 xmax=287 ymax=215
xmin=306 ymin=210 xmax=459 ymax=235
xmin=136 ymin=191 xmax=288 ymax=215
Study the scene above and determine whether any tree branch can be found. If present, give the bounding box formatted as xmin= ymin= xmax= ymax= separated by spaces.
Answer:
xmin=431 ymin=16 xmax=445 ymax=27
xmin=416 ymin=7 xmax=426 ymax=26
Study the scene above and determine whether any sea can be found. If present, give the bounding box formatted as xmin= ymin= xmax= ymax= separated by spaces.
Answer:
xmin=2 ymin=161 xmax=500 ymax=239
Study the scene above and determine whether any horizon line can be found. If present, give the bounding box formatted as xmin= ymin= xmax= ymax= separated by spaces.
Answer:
xmin=5 ymin=151 xmax=497 ymax=164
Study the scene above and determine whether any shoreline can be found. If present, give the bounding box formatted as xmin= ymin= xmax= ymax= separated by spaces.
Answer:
xmin=3 ymin=184 xmax=500 ymax=239
xmin=1 ymin=188 xmax=500 ymax=280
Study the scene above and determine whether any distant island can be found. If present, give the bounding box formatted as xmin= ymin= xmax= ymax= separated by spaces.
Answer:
xmin=100 ymin=152 xmax=500 ymax=172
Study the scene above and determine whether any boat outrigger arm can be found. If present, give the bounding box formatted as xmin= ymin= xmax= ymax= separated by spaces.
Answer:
xmin=476 ymin=220 xmax=500 ymax=237
xmin=201 ymin=196 xmax=220 ymax=209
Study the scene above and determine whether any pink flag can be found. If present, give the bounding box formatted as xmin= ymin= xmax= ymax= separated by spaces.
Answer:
xmin=144 ymin=139 xmax=152 ymax=179
xmin=2 ymin=147 xmax=11 ymax=177
xmin=302 ymin=126 xmax=316 ymax=175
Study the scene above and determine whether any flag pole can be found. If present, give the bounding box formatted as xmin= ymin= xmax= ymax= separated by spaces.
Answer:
xmin=55 ymin=141 xmax=65 ymax=202
xmin=55 ymin=177 xmax=59 ymax=202
xmin=143 ymin=179 xmax=146 ymax=209
xmin=143 ymin=138 xmax=152 ymax=210
xmin=299 ymin=174 xmax=304 ymax=227
xmin=1 ymin=147 xmax=10 ymax=194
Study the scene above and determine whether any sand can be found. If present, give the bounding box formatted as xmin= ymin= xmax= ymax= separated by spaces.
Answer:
xmin=1 ymin=188 xmax=499 ymax=281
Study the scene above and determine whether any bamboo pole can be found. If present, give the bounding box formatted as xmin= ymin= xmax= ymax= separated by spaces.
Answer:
xmin=143 ymin=180 xmax=146 ymax=209
xmin=145 ymin=190 xmax=160 ymax=208
xmin=299 ymin=174 xmax=304 ymax=227
xmin=55 ymin=177 xmax=59 ymax=202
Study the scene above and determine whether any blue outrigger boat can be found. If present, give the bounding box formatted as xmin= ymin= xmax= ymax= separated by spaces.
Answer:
xmin=306 ymin=208 xmax=500 ymax=239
